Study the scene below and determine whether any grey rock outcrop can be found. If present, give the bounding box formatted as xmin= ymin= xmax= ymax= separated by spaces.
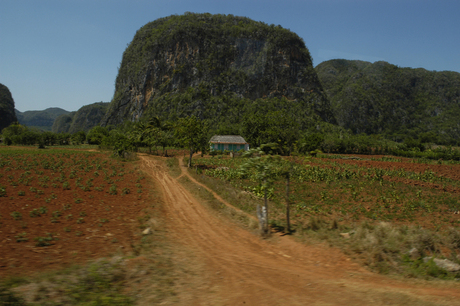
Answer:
xmin=423 ymin=257 xmax=460 ymax=272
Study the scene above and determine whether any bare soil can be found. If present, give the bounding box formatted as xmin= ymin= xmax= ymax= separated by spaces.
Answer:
xmin=138 ymin=154 xmax=460 ymax=306
xmin=0 ymin=152 xmax=147 ymax=276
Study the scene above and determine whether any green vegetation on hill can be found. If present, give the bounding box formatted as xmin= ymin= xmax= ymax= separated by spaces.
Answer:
xmin=102 ymin=12 xmax=335 ymax=129
xmin=51 ymin=112 xmax=76 ymax=133
xmin=316 ymin=59 xmax=460 ymax=145
xmin=0 ymin=83 xmax=18 ymax=132
xmin=15 ymin=107 xmax=69 ymax=131
xmin=52 ymin=102 xmax=109 ymax=133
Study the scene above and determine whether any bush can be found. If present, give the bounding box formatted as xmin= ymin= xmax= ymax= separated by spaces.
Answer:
xmin=86 ymin=126 xmax=109 ymax=145
xmin=3 ymin=136 xmax=12 ymax=146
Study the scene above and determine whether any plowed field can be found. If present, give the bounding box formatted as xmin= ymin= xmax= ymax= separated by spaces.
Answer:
xmin=2 ymin=149 xmax=460 ymax=305
xmin=0 ymin=149 xmax=148 ymax=276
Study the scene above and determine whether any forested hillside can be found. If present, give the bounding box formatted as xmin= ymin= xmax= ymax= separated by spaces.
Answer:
xmin=0 ymin=84 xmax=18 ymax=132
xmin=102 ymin=13 xmax=336 ymax=131
xmin=15 ymin=108 xmax=69 ymax=131
xmin=316 ymin=59 xmax=460 ymax=145
xmin=52 ymin=102 xmax=109 ymax=133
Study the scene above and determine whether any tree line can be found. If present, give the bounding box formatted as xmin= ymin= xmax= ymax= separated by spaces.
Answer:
xmin=2 ymin=114 xmax=460 ymax=162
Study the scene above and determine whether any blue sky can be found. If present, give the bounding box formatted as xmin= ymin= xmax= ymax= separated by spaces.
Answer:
xmin=1 ymin=0 xmax=459 ymax=112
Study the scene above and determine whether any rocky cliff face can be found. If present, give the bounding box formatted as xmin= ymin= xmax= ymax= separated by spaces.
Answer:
xmin=52 ymin=102 xmax=109 ymax=133
xmin=316 ymin=59 xmax=460 ymax=141
xmin=102 ymin=13 xmax=336 ymax=127
xmin=0 ymin=83 xmax=18 ymax=132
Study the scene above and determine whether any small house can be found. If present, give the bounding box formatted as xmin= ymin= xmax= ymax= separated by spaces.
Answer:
xmin=209 ymin=135 xmax=249 ymax=152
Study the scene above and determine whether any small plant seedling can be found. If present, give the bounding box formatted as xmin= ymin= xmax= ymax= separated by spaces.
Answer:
xmin=11 ymin=211 xmax=22 ymax=220
xmin=0 ymin=185 xmax=7 ymax=197
xmin=18 ymin=191 xmax=25 ymax=196
xmin=15 ymin=232 xmax=28 ymax=242
xmin=39 ymin=206 xmax=48 ymax=214
xmin=109 ymin=184 xmax=117 ymax=195
xmin=66 ymin=214 xmax=73 ymax=220
xmin=79 ymin=211 xmax=86 ymax=217
xmin=29 ymin=209 xmax=41 ymax=218
xmin=74 ymin=198 xmax=83 ymax=204
xmin=76 ymin=218 xmax=84 ymax=224
xmin=34 ymin=233 xmax=55 ymax=247
xmin=62 ymin=182 xmax=71 ymax=190
xmin=75 ymin=231 xmax=83 ymax=236
xmin=52 ymin=211 xmax=62 ymax=218
xmin=64 ymin=227 xmax=71 ymax=232
xmin=121 ymin=187 xmax=130 ymax=195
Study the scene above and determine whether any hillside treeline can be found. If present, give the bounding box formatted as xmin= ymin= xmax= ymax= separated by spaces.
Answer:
xmin=316 ymin=59 xmax=460 ymax=146
xmin=3 ymin=114 xmax=460 ymax=161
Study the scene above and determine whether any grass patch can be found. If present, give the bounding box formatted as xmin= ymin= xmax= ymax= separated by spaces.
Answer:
xmin=165 ymin=157 xmax=181 ymax=178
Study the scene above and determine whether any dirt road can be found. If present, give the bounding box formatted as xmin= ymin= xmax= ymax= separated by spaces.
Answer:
xmin=139 ymin=155 xmax=460 ymax=305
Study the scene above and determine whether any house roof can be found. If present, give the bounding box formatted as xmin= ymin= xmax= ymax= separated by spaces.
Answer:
xmin=209 ymin=135 xmax=248 ymax=144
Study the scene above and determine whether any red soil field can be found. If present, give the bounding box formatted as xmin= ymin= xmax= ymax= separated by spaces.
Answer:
xmin=0 ymin=151 xmax=149 ymax=277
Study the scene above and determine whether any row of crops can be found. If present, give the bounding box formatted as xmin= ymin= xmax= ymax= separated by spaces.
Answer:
xmin=193 ymin=155 xmax=460 ymax=228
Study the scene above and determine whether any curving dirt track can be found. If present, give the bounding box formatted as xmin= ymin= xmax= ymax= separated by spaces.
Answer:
xmin=139 ymin=155 xmax=460 ymax=305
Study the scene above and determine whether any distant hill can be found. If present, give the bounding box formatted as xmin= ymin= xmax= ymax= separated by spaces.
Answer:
xmin=316 ymin=59 xmax=460 ymax=144
xmin=15 ymin=107 xmax=69 ymax=131
xmin=102 ymin=13 xmax=336 ymax=130
xmin=0 ymin=83 xmax=18 ymax=132
xmin=52 ymin=102 xmax=109 ymax=133
xmin=51 ymin=112 xmax=76 ymax=133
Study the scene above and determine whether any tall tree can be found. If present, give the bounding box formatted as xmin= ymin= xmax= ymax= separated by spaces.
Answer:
xmin=243 ymin=110 xmax=299 ymax=155
xmin=175 ymin=115 xmax=208 ymax=167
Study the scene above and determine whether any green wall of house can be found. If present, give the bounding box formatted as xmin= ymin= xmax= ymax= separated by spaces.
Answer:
xmin=211 ymin=143 xmax=246 ymax=151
